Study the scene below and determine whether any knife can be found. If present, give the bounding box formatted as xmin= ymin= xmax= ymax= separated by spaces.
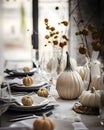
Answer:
xmin=9 ymin=111 xmax=53 ymax=122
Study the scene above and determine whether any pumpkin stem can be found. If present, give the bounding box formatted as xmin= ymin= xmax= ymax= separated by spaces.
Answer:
xmin=64 ymin=51 xmax=73 ymax=71
xmin=90 ymin=87 xmax=95 ymax=93
xmin=42 ymin=114 xmax=46 ymax=120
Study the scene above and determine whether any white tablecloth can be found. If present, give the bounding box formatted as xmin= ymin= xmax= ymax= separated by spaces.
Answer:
xmin=7 ymin=85 xmax=104 ymax=130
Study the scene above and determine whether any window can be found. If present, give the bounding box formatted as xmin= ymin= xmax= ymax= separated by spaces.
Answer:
xmin=1 ymin=0 xmax=32 ymax=62
xmin=32 ymin=0 xmax=70 ymax=59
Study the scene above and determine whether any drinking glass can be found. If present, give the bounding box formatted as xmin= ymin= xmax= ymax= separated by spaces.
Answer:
xmin=99 ymin=72 xmax=104 ymax=126
xmin=0 ymin=76 xmax=3 ymax=97
xmin=99 ymin=90 xmax=104 ymax=126
xmin=32 ymin=49 xmax=40 ymax=72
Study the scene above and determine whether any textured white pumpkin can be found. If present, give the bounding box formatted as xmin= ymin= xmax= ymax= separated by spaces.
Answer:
xmin=79 ymin=87 xmax=100 ymax=107
xmin=56 ymin=52 xmax=84 ymax=100
xmin=56 ymin=71 xmax=84 ymax=99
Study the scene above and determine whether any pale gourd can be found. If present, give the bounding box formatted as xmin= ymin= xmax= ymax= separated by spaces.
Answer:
xmin=76 ymin=58 xmax=90 ymax=81
xmin=56 ymin=52 xmax=84 ymax=100
xmin=23 ymin=67 xmax=30 ymax=72
xmin=90 ymin=75 xmax=101 ymax=90
xmin=33 ymin=114 xmax=55 ymax=130
xmin=23 ymin=75 xmax=34 ymax=86
xmin=37 ymin=88 xmax=49 ymax=98
xmin=79 ymin=87 xmax=100 ymax=107
xmin=22 ymin=96 xmax=34 ymax=106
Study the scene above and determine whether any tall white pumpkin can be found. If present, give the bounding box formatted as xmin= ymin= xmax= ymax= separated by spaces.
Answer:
xmin=56 ymin=52 xmax=84 ymax=99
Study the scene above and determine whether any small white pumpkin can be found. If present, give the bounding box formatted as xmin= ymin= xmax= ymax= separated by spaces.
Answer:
xmin=56 ymin=52 xmax=84 ymax=100
xmin=23 ymin=75 xmax=34 ymax=86
xmin=22 ymin=96 xmax=34 ymax=106
xmin=76 ymin=58 xmax=90 ymax=81
xmin=79 ymin=87 xmax=100 ymax=107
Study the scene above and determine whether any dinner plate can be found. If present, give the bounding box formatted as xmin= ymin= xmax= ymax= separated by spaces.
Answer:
xmin=4 ymin=77 xmax=50 ymax=92
xmin=9 ymin=95 xmax=49 ymax=112
xmin=10 ymin=82 xmax=49 ymax=92
xmin=4 ymin=68 xmax=36 ymax=77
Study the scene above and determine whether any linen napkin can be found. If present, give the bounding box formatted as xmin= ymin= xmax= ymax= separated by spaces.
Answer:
xmin=10 ymin=118 xmax=74 ymax=130
xmin=72 ymin=122 xmax=89 ymax=130
xmin=0 ymin=127 xmax=31 ymax=130
xmin=10 ymin=118 xmax=87 ymax=130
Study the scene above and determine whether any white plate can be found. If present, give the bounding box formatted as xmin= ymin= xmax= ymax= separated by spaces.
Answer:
xmin=9 ymin=94 xmax=49 ymax=112
xmin=5 ymin=68 xmax=36 ymax=77
xmin=9 ymin=78 xmax=49 ymax=92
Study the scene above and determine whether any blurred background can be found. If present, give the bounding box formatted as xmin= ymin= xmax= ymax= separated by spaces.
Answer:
xmin=0 ymin=0 xmax=104 ymax=69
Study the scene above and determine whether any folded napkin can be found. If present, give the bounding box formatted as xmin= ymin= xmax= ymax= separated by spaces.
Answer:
xmin=10 ymin=118 xmax=74 ymax=130
xmin=2 ymin=78 xmax=22 ymax=88
xmin=72 ymin=122 xmax=89 ymax=130
xmin=53 ymin=109 xmax=81 ymax=122
xmin=4 ymin=68 xmax=36 ymax=77
xmin=0 ymin=127 xmax=31 ymax=130
xmin=0 ymin=97 xmax=15 ymax=116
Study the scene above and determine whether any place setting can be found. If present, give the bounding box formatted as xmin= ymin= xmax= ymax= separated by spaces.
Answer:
xmin=2 ymin=70 xmax=51 ymax=92
xmin=4 ymin=67 xmax=37 ymax=77
xmin=0 ymin=75 xmax=58 ymax=115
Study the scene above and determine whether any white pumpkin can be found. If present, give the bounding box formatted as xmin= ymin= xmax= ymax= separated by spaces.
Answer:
xmin=56 ymin=52 xmax=84 ymax=100
xmin=76 ymin=58 xmax=90 ymax=81
xmin=79 ymin=87 xmax=100 ymax=107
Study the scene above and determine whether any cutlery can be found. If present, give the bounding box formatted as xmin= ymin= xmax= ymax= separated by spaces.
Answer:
xmin=9 ymin=111 xmax=53 ymax=122
xmin=11 ymin=91 xmax=36 ymax=96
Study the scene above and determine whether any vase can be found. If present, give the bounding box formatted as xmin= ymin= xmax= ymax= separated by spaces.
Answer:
xmin=47 ymin=46 xmax=65 ymax=76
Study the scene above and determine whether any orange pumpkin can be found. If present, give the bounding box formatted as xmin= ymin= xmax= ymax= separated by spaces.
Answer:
xmin=22 ymin=96 xmax=34 ymax=106
xmin=33 ymin=114 xmax=55 ymax=130
xmin=37 ymin=88 xmax=49 ymax=98
xmin=23 ymin=76 xmax=34 ymax=86
xmin=23 ymin=67 xmax=30 ymax=72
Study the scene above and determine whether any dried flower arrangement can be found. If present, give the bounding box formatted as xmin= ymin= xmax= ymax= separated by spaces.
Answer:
xmin=44 ymin=18 xmax=69 ymax=49
xmin=74 ymin=18 xmax=104 ymax=62
xmin=43 ymin=18 xmax=69 ymax=74
xmin=74 ymin=18 xmax=104 ymax=90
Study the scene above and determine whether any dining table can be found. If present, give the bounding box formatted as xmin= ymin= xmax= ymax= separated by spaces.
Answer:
xmin=0 ymin=60 xmax=104 ymax=130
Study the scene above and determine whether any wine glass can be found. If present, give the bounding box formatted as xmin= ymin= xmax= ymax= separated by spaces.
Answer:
xmin=32 ymin=49 xmax=40 ymax=72
xmin=0 ymin=76 xmax=3 ymax=97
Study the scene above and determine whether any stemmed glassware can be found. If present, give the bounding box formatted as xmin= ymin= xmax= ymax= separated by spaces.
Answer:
xmin=32 ymin=49 xmax=40 ymax=72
